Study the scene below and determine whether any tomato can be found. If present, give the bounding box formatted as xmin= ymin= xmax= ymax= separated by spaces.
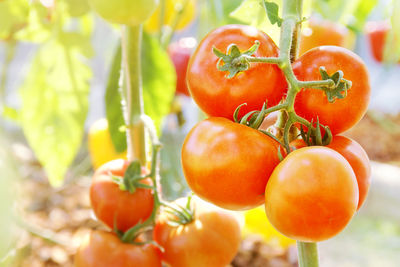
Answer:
xmin=75 ymin=230 xmax=161 ymax=267
xmin=187 ymin=24 xmax=287 ymax=120
xmin=168 ymin=38 xmax=196 ymax=96
xmin=145 ymin=0 xmax=196 ymax=33
xmin=365 ymin=21 xmax=400 ymax=63
xmin=153 ymin=201 xmax=241 ymax=267
xmin=90 ymin=159 xmax=154 ymax=232
xmin=293 ymin=46 xmax=371 ymax=135
xmin=87 ymin=0 xmax=158 ymax=26
xmin=299 ymin=18 xmax=354 ymax=56
xmin=291 ymin=136 xmax=371 ymax=210
xmin=265 ymin=146 xmax=359 ymax=242
xmin=88 ymin=118 xmax=127 ymax=169
xmin=181 ymin=117 xmax=282 ymax=210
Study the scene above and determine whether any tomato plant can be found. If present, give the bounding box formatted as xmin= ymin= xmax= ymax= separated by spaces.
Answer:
xmin=88 ymin=119 xmax=127 ymax=169
xmin=291 ymin=135 xmax=371 ymax=210
xmin=145 ymin=0 xmax=196 ymax=33
xmin=87 ymin=0 xmax=158 ymax=26
xmin=90 ymin=159 xmax=154 ymax=232
xmin=299 ymin=18 xmax=353 ymax=56
xmin=265 ymin=146 xmax=359 ymax=242
xmin=153 ymin=200 xmax=241 ymax=267
xmin=75 ymin=230 xmax=161 ymax=267
xmin=187 ymin=24 xmax=287 ymax=120
xmin=168 ymin=38 xmax=196 ymax=96
xmin=293 ymin=46 xmax=371 ymax=135
xmin=181 ymin=117 xmax=282 ymax=210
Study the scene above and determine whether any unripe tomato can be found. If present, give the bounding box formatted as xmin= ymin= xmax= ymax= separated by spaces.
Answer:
xmin=87 ymin=0 xmax=158 ymax=26
xmin=145 ymin=0 xmax=196 ymax=33
xmin=75 ymin=230 xmax=161 ymax=267
xmin=90 ymin=159 xmax=154 ymax=232
xmin=187 ymin=24 xmax=287 ymax=120
xmin=153 ymin=200 xmax=241 ymax=267
xmin=88 ymin=118 xmax=127 ymax=170
xmin=299 ymin=18 xmax=354 ymax=56
xmin=182 ymin=117 xmax=282 ymax=210
xmin=291 ymin=136 xmax=371 ymax=210
xmin=168 ymin=38 xmax=196 ymax=96
xmin=265 ymin=146 xmax=359 ymax=242
xmin=293 ymin=46 xmax=371 ymax=135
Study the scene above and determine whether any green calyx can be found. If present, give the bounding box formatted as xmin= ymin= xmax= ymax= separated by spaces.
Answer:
xmin=163 ymin=196 xmax=195 ymax=227
xmin=111 ymin=161 xmax=151 ymax=193
xmin=318 ymin=67 xmax=352 ymax=103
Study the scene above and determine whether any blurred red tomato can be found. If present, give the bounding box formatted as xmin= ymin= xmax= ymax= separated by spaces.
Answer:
xmin=365 ymin=21 xmax=399 ymax=63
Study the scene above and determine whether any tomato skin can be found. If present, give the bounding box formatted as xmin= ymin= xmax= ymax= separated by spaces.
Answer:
xmin=74 ymin=230 xmax=161 ymax=267
xmin=87 ymin=0 xmax=158 ymax=26
xmin=265 ymin=146 xmax=358 ymax=242
xmin=187 ymin=25 xmax=287 ymax=120
xmin=299 ymin=18 xmax=353 ymax=56
xmin=90 ymin=159 xmax=154 ymax=232
xmin=293 ymin=46 xmax=371 ymax=135
xmin=291 ymin=136 xmax=371 ymax=210
xmin=88 ymin=118 xmax=127 ymax=169
xmin=182 ymin=117 xmax=282 ymax=210
xmin=168 ymin=38 xmax=196 ymax=96
xmin=153 ymin=203 xmax=241 ymax=267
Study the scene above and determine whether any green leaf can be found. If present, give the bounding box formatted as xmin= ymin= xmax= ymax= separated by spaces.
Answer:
xmin=0 ymin=0 xmax=30 ymax=40
xmin=344 ymin=0 xmax=378 ymax=32
xmin=383 ymin=0 xmax=400 ymax=64
xmin=263 ymin=1 xmax=283 ymax=26
xmin=19 ymin=39 xmax=92 ymax=187
xmin=105 ymin=46 xmax=127 ymax=153
xmin=142 ymin=32 xmax=176 ymax=135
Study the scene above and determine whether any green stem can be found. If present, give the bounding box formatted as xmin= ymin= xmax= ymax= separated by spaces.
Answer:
xmin=297 ymin=241 xmax=319 ymax=267
xmin=121 ymin=25 xmax=147 ymax=165
xmin=162 ymin=0 xmax=191 ymax=48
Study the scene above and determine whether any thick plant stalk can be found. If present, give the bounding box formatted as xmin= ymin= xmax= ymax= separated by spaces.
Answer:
xmin=120 ymin=25 xmax=147 ymax=164
xmin=297 ymin=241 xmax=319 ymax=267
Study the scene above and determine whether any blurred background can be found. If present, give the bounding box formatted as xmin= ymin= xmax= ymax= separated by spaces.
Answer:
xmin=0 ymin=0 xmax=399 ymax=266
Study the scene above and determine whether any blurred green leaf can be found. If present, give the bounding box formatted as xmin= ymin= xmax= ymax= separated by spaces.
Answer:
xmin=263 ymin=1 xmax=283 ymax=26
xmin=19 ymin=38 xmax=92 ymax=187
xmin=65 ymin=0 xmax=90 ymax=17
xmin=0 ymin=0 xmax=30 ymax=40
xmin=344 ymin=0 xmax=378 ymax=32
xmin=383 ymin=0 xmax=400 ymax=63
xmin=105 ymin=46 xmax=126 ymax=153
xmin=105 ymin=33 xmax=176 ymax=153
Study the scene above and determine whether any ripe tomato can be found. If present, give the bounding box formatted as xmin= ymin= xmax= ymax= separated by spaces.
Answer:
xmin=168 ymin=38 xmax=196 ymax=96
xmin=291 ymin=136 xmax=371 ymax=210
xmin=90 ymin=159 xmax=154 ymax=232
xmin=153 ymin=201 xmax=241 ymax=267
xmin=181 ymin=117 xmax=282 ymax=210
xmin=365 ymin=21 xmax=400 ymax=63
xmin=299 ymin=18 xmax=354 ymax=56
xmin=88 ymin=118 xmax=127 ymax=169
xmin=87 ymin=0 xmax=158 ymax=26
xmin=265 ymin=146 xmax=359 ymax=242
xmin=145 ymin=0 xmax=196 ymax=33
xmin=187 ymin=24 xmax=287 ymax=120
xmin=75 ymin=230 xmax=161 ymax=267
xmin=293 ymin=46 xmax=371 ymax=135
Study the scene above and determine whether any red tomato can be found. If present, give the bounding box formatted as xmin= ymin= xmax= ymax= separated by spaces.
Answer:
xmin=181 ymin=117 xmax=282 ymax=210
xmin=90 ymin=159 xmax=154 ymax=231
xmin=291 ymin=136 xmax=371 ymax=210
xmin=299 ymin=18 xmax=352 ymax=56
xmin=153 ymin=201 xmax=241 ymax=267
xmin=187 ymin=24 xmax=287 ymax=120
xmin=265 ymin=146 xmax=359 ymax=242
xmin=293 ymin=46 xmax=371 ymax=135
xmin=365 ymin=21 xmax=400 ymax=63
xmin=75 ymin=230 xmax=161 ymax=267
xmin=168 ymin=38 xmax=196 ymax=96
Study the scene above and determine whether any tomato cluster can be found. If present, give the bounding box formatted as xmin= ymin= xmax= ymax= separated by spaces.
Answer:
xmin=183 ymin=24 xmax=371 ymax=242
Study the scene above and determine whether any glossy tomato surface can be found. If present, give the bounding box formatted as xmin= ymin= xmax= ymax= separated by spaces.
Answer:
xmin=168 ymin=38 xmax=196 ymax=96
xmin=182 ymin=117 xmax=282 ymax=210
xmin=293 ymin=46 xmax=371 ymax=135
xmin=265 ymin=146 xmax=359 ymax=242
xmin=299 ymin=18 xmax=352 ymax=56
xmin=187 ymin=25 xmax=287 ymax=120
xmin=153 ymin=202 xmax=241 ymax=267
xmin=75 ymin=230 xmax=161 ymax=267
xmin=90 ymin=159 xmax=154 ymax=231
xmin=88 ymin=0 xmax=158 ymax=26
xmin=291 ymin=136 xmax=371 ymax=210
